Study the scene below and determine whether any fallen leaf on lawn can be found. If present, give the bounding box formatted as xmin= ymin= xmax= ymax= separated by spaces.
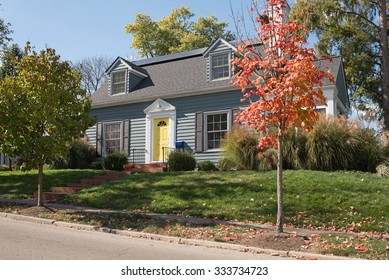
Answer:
xmin=355 ymin=243 xmax=369 ymax=252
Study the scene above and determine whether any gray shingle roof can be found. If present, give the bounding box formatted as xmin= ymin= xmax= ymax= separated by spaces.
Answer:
xmin=91 ymin=49 xmax=343 ymax=108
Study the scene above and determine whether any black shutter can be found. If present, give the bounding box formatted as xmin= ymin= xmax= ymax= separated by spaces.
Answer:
xmin=232 ymin=108 xmax=240 ymax=126
xmin=96 ymin=122 xmax=103 ymax=157
xmin=122 ymin=119 xmax=129 ymax=155
xmin=195 ymin=112 xmax=203 ymax=152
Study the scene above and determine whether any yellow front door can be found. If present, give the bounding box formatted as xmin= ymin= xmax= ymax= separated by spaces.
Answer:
xmin=153 ymin=118 xmax=169 ymax=161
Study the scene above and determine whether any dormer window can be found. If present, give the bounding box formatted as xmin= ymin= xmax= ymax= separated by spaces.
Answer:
xmin=111 ymin=71 xmax=126 ymax=95
xmin=211 ymin=53 xmax=230 ymax=80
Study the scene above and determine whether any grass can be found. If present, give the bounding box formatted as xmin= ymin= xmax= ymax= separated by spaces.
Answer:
xmin=0 ymin=169 xmax=105 ymax=198
xmin=59 ymin=170 xmax=389 ymax=233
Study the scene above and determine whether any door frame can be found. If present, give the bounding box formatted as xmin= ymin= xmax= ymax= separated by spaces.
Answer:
xmin=144 ymin=99 xmax=176 ymax=163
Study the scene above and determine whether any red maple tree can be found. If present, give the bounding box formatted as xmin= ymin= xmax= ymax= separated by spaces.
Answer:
xmin=231 ymin=0 xmax=334 ymax=233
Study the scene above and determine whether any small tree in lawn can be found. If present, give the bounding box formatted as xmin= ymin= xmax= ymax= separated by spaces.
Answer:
xmin=0 ymin=43 xmax=93 ymax=207
xmin=231 ymin=0 xmax=333 ymax=233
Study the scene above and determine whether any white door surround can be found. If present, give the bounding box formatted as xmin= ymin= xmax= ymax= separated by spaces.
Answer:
xmin=144 ymin=98 xmax=176 ymax=163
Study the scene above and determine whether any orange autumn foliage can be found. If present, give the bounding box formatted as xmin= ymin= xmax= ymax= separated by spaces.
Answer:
xmin=231 ymin=0 xmax=334 ymax=149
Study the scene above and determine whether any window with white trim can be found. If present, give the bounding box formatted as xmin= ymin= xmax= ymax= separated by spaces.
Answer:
xmin=104 ymin=122 xmax=122 ymax=154
xmin=205 ymin=111 xmax=230 ymax=150
xmin=211 ymin=53 xmax=230 ymax=80
xmin=111 ymin=71 xmax=126 ymax=95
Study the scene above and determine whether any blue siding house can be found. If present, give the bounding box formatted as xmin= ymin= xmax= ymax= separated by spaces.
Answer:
xmin=87 ymin=38 xmax=349 ymax=164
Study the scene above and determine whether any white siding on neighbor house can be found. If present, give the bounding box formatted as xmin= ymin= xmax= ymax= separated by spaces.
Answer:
xmin=85 ymin=125 xmax=97 ymax=148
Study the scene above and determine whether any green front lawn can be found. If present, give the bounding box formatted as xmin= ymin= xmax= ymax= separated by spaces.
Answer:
xmin=60 ymin=170 xmax=389 ymax=233
xmin=0 ymin=169 xmax=105 ymax=199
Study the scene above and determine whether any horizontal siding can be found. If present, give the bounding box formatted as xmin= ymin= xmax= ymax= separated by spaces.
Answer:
xmin=91 ymin=89 xmax=247 ymax=163
xmin=129 ymin=74 xmax=143 ymax=91
xmin=85 ymin=125 xmax=97 ymax=148
xmin=130 ymin=118 xmax=146 ymax=164
xmin=168 ymin=90 xmax=245 ymax=162
xmin=195 ymin=151 xmax=222 ymax=164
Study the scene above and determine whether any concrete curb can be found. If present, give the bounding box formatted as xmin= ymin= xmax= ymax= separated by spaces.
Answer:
xmin=0 ymin=211 xmax=354 ymax=260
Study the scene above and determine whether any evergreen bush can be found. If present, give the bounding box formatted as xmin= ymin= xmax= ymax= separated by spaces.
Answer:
xmin=167 ymin=150 xmax=196 ymax=171
xmin=197 ymin=160 xmax=218 ymax=171
xmin=103 ymin=152 xmax=128 ymax=171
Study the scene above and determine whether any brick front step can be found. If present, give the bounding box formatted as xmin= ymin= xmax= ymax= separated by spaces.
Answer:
xmin=32 ymin=171 xmax=131 ymax=202
xmin=51 ymin=186 xmax=87 ymax=194
xmin=127 ymin=163 xmax=167 ymax=173
xmin=33 ymin=191 xmax=65 ymax=202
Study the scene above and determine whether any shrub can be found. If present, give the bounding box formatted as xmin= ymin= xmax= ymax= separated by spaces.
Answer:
xmin=0 ymin=165 xmax=10 ymax=172
xmin=90 ymin=161 xmax=103 ymax=170
xmin=167 ymin=150 xmax=196 ymax=171
xmin=221 ymin=125 xmax=260 ymax=170
xmin=282 ymin=126 xmax=308 ymax=169
xmin=220 ymin=125 xmax=277 ymax=171
xmin=217 ymin=157 xmax=238 ymax=171
xmin=198 ymin=160 xmax=218 ymax=171
xmin=51 ymin=137 xmax=96 ymax=169
xmin=68 ymin=138 xmax=96 ymax=169
xmin=376 ymin=161 xmax=389 ymax=178
xmin=103 ymin=152 xmax=128 ymax=171
xmin=306 ymin=116 xmax=380 ymax=172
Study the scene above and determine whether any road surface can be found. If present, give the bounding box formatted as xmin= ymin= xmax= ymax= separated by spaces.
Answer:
xmin=0 ymin=217 xmax=286 ymax=260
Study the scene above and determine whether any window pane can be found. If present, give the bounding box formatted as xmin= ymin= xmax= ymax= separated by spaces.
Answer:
xmin=211 ymin=54 xmax=229 ymax=80
xmin=105 ymin=123 xmax=121 ymax=154
xmin=221 ymin=121 xmax=227 ymax=130
xmin=112 ymin=71 xmax=126 ymax=94
xmin=206 ymin=112 xmax=228 ymax=150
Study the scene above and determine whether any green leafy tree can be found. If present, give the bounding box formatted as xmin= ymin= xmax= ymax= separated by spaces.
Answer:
xmin=0 ymin=16 xmax=12 ymax=47
xmin=0 ymin=43 xmax=93 ymax=206
xmin=125 ymin=7 xmax=235 ymax=58
xmin=0 ymin=43 xmax=24 ymax=79
xmin=292 ymin=0 xmax=389 ymax=135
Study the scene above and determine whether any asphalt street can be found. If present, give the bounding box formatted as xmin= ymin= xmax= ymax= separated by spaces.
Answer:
xmin=0 ymin=217 xmax=286 ymax=260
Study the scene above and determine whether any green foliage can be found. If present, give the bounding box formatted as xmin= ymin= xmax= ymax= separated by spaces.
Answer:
xmin=197 ymin=160 xmax=218 ymax=171
xmin=306 ymin=116 xmax=380 ymax=172
xmin=68 ymin=138 xmax=96 ymax=169
xmin=292 ymin=0 xmax=385 ymax=123
xmin=52 ymin=138 xmax=96 ymax=169
xmin=0 ymin=44 xmax=24 ymax=79
xmin=0 ymin=17 xmax=12 ymax=47
xmin=125 ymin=7 xmax=235 ymax=58
xmin=0 ymin=43 xmax=93 ymax=205
xmin=220 ymin=125 xmax=277 ymax=171
xmin=90 ymin=161 xmax=103 ymax=170
xmin=217 ymin=157 xmax=238 ymax=171
xmin=0 ymin=165 xmax=9 ymax=172
xmin=103 ymin=152 xmax=128 ymax=171
xmin=282 ymin=126 xmax=308 ymax=169
xmin=167 ymin=150 xmax=196 ymax=171
xmin=0 ymin=43 xmax=93 ymax=165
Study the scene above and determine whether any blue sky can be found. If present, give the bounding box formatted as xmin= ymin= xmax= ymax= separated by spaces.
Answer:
xmin=0 ymin=0 xmax=266 ymax=63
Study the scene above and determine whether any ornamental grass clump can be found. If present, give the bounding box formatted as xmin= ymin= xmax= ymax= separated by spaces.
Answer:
xmin=306 ymin=116 xmax=380 ymax=172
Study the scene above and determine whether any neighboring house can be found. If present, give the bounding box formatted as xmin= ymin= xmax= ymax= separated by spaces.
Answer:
xmin=86 ymin=38 xmax=349 ymax=164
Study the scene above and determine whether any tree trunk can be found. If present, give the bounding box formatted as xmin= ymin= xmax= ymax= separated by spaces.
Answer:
xmin=37 ymin=162 xmax=44 ymax=207
xmin=276 ymin=127 xmax=283 ymax=233
xmin=379 ymin=0 xmax=389 ymax=131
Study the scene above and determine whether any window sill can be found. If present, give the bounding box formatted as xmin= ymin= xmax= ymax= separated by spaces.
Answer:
xmin=210 ymin=77 xmax=230 ymax=82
